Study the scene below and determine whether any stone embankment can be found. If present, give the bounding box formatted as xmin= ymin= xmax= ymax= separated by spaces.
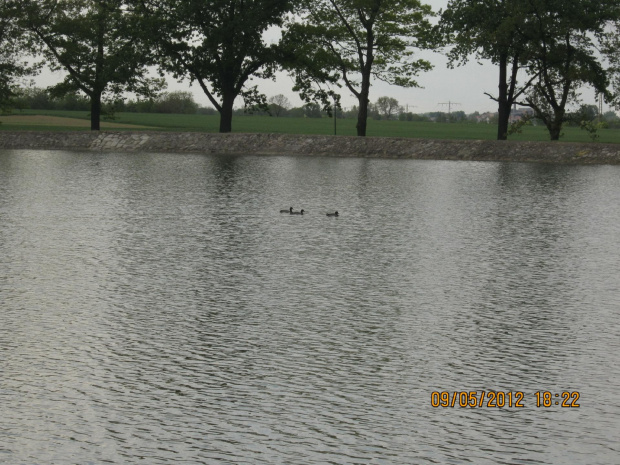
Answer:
xmin=1 ymin=131 xmax=620 ymax=164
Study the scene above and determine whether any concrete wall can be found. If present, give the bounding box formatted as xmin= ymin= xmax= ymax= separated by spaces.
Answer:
xmin=1 ymin=131 xmax=620 ymax=164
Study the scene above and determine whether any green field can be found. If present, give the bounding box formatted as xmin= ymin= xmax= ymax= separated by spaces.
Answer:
xmin=2 ymin=109 xmax=620 ymax=143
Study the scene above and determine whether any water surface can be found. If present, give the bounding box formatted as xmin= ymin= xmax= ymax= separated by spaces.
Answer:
xmin=1 ymin=150 xmax=619 ymax=464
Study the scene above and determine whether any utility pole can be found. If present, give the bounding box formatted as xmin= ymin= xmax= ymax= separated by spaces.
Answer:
xmin=438 ymin=101 xmax=461 ymax=122
xmin=598 ymin=93 xmax=603 ymax=123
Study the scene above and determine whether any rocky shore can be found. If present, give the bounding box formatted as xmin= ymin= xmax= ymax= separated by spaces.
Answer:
xmin=1 ymin=131 xmax=620 ymax=164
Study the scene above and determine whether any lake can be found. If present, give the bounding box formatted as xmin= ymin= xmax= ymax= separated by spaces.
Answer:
xmin=1 ymin=149 xmax=619 ymax=464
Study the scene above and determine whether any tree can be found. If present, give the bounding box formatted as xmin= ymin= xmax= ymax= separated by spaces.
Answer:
xmin=0 ymin=0 xmax=36 ymax=112
xmin=288 ymin=106 xmax=305 ymax=118
xmin=284 ymin=0 xmax=435 ymax=136
xmin=268 ymin=94 xmax=291 ymax=117
xmin=573 ymin=104 xmax=599 ymax=125
xmin=11 ymin=86 xmax=52 ymax=110
xmin=441 ymin=0 xmax=538 ymax=140
xmin=136 ymin=0 xmax=293 ymax=133
xmin=153 ymin=91 xmax=199 ymax=114
xmin=13 ymin=86 xmax=91 ymax=110
xmin=520 ymin=0 xmax=619 ymax=140
xmin=442 ymin=0 xmax=620 ymax=141
xmin=303 ymin=102 xmax=323 ymax=118
xmin=19 ymin=0 xmax=161 ymax=130
xmin=450 ymin=110 xmax=466 ymax=122
xmin=603 ymin=110 xmax=619 ymax=122
xmin=375 ymin=96 xmax=400 ymax=120
xmin=602 ymin=21 xmax=620 ymax=108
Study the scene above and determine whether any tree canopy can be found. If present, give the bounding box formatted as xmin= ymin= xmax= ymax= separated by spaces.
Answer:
xmin=441 ymin=0 xmax=620 ymax=141
xmin=520 ymin=0 xmax=620 ymax=139
xmin=441 ymin=0 xmax=540 ymax=140
xmin=284 ymin=0 xmax=435 ymax=136
xmin=18 ymin=0 xmax=161 ymax=130
xmin=375 ymin=96 xmax=400 ymax=120
xmin=268 ymin=94 xmax=291 ymax=117
xmin=135 ymin=0 xmax=293 ymax=133
xmin=602 ymin=20 xmax=620 ymax=106
xmin=0 ymin=0 xmax=36 ymax=112
xmin=4 ymin=0 xmax=620 ymax=139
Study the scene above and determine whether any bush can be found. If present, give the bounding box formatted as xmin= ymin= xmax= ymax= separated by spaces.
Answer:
xmin=197 ymin=106 xmax=217 ymax=115
xmin=153 ymin=91 xmax=198 ymax=114
xmin=12 ymin=87 xmax=89 ymax=111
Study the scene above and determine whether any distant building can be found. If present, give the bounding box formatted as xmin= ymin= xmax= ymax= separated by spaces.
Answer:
xmin=475 ymin=112 xmax=497 ymax=123
xmin=509 ymin=106 xmax=534 ymax=123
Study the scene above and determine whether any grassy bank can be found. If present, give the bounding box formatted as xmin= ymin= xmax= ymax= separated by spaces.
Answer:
xmin=2 ymin=109 xmax=619 ymax=143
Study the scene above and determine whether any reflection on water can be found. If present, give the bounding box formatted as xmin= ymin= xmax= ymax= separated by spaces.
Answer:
xmin=1 ymin=150 xmax=619 ymax=464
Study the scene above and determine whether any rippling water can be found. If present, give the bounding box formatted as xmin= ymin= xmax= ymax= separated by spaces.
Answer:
xmin=1 ymin=149 xmax=619 ymax=464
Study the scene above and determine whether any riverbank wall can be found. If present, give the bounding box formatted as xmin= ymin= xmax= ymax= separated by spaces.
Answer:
xmin=1 ymin=131 xmax=620 ymax=164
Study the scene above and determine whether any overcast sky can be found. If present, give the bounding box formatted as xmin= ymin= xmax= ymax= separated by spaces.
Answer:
xmin=36 ymin=0 xmax=602 ymax=115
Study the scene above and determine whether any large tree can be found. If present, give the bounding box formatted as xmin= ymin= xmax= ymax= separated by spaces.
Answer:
xmin=375 ymin=96 xmax=400 ymax=120
xmin=268 ymin=94 xmax=291 ymax=117
xmin=135 ymin=0 xmax=293 ymax=133
xmin=19 ymin=0 xmax=161 ymax=130
xmin=441 ymin=0 xmax=620 ymax=141
xmin=284 ymin=0 xmax=434 ymax=136
xmin=602 ymin=21 xmax=620 ymax=107
xmin=440 ymin=0 xmax=539 ymax=140
xmin=521 ymin=0 xmax=620 ymax=140
xmin=1 ymin=0 xmax=36 ymax=112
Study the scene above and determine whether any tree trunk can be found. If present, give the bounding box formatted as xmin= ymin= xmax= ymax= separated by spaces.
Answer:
xmin=497 ymin=101 xmax=511 ymax=141
xmin=356 ymin=98 xmax=368 ymax=136
xmin=497 ymin=53 xmax=509 ymax=140
xmin=548 ymin=118 xmax=563 ymax=140
xmin=356 ymin=75 xmax=371 ymax=137
xmin=92 ymin=7 xmax=105 ymax=132
xmin=90 ymin=92 xmax=101 ymax=131
xmin=219 ymin=91 xmax=234 ymax=133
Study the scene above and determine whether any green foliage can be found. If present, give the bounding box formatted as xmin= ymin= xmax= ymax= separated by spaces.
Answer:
xmin=303 ymin=103 xmax=324 ymax=118
xmin=565 ymin=104 xmax=600 ymax=127
xmin=601 ymin=21 xmax=620 ymax=108
xmin=440 ymin=0 xmax=620 ymax=141
xmin=375 ymin=97 xmax=401 ymax=120
xmin=18 ymin=0 xmax=163 ymax=129
xmin=0 ymin=0 xmax=39 ymax=113
xmin=283 ymin=0 xmax=435 ymax=135
xmin=135 ymin=0 xmax=293 ymax=132
xmin=507 ymin=114 xmax=532 ymax=136
xmin=153 ymin=91 xmax=199 ymax=114
xmin=440 ymin=0 xmax=539 ymax=140
xmin=268 ymin=94 xmax=291 ymax=117
xmin=518 ymin=0 xmax=619 ymax=140
xmin=578 ymin=121 xmax=608 ymax=141
xmin=441 ymin=0 xmax=531 ymax=66
xmin=12 ymin=86 xmax=90 ymax=111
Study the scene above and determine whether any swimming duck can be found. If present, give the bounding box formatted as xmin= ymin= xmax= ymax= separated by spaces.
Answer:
xmin=280 ymin=207 xmax=293 ymax=213
xmin=326 ymin=211 xmax=339 ymax=217
xmin=291 ymin=209 xmax=305 ymax=215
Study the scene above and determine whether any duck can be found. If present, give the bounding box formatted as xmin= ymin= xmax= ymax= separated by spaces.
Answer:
xmin=291 ymin=209 xmax=305 ymax=215
xmin=326 ymin=211 xmax=339 ymax=217
xmin=280 ymin=207 xmax=293 ymax=213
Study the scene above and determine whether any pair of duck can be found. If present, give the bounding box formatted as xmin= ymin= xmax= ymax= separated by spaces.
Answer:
xmin=280 ymin=207 xmax=305 ymax=215
xmin=280 ymin=207 xmax=338 ymax=217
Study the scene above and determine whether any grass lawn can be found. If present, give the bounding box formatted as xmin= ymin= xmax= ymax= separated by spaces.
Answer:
xmin=2 ymin=109 xmax=620 ymax=144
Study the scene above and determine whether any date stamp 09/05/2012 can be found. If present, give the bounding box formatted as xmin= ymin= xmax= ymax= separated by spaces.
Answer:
xmin=431 ymin=391 xmax=581 ymax=408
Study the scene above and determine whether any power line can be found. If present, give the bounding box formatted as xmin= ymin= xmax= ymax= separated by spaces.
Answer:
xmin=438 ymin=101 xmax=461 ymax=121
